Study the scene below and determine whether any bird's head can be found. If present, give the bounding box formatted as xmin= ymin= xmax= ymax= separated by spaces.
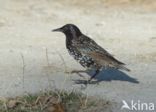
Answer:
xmin=52 ymin=24 xmax=82 ymax=39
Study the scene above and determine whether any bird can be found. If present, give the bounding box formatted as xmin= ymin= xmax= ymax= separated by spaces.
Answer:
xmin=52 ymin=24 xmax=130 ymax=82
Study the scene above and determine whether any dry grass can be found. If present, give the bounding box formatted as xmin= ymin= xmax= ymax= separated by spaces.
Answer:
xmin=0 ymin=90 xmax=113 ymax=112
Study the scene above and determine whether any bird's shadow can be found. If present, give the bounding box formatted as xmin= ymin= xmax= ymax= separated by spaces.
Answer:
xmin=73 ymin=68 xmax=139 ymax=84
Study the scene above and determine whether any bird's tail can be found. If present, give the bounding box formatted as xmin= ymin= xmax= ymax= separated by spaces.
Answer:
xmin=118 ymin=65 xmax=131 ymax=72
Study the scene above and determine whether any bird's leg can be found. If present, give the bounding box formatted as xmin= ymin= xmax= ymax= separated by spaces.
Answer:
xmin=70 ymin=70 xmax=87 ymax=74
xmin=71 ymin=70 xmax=87 ymax=78
xmin=65 ymin=70 xmax=86 ymax=74
xmin=88 ymin=69 xmax=100 ymax=82
xmin=65 ymin=70 xmax=87 ymax=78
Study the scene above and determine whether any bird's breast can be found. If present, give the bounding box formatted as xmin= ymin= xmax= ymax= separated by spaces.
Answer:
xmin=67 ymin=46 xmax=97 ymax=68
xmin=67 ymin=46 xmax=82 ymax=60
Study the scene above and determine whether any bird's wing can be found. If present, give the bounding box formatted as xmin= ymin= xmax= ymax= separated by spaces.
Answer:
xmin=86 ymin=51 xmax=123 ymax=67
xmin=74 ymin=35 xmax=125 ymax=65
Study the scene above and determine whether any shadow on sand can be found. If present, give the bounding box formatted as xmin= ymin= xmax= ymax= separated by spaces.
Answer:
xmin=73 ymin=68 xmax=139 ymax=84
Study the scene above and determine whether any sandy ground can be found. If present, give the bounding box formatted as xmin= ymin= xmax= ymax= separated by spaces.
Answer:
xmin=0 ymin=0 xmax=156 ymax=111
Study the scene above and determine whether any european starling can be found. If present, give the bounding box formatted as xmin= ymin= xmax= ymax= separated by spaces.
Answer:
xmin=53 ymin=24 xmax=130 ymax=82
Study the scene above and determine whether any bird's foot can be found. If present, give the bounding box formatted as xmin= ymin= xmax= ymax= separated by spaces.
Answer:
xmin=87 ymin=78 xmax=93 ymax=84
xmin=65 ymin=70 xmax=87 ymax=78
xmin=86 ymin=79 xmax=100 ymax=85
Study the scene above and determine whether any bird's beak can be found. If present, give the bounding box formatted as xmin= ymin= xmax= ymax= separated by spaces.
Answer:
xmin=52 ymin=27 xmax=62 ymax=32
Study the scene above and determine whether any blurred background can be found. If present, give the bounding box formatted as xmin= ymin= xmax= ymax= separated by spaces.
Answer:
xmin=0 ymin=0 xmax=156 ymax=111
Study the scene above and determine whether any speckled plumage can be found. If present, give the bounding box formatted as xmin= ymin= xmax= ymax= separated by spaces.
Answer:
xmin=53 ymin=24 xmax=130 ymax=81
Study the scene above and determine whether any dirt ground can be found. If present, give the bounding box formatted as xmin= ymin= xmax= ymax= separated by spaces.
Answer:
xmin=0 ymin=0 xmax=156 ymax=111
